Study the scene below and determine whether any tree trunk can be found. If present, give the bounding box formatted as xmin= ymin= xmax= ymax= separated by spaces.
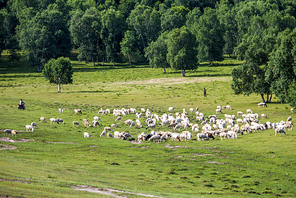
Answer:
xmin=128 ymin=54 xmax=132 ymax=67
xmin=266 ymin=94 xmax=272 ymax=103
xmin=58 ymin=78 xmax=61 ymax=93
xmin=113 ymin=61 xmax=115 ymax=66
xmin=261 ymin=94 xmax=266 ymax=103
xmin=229 ymin=54 xmax=231 ymax=62
xmin=163 ymin=68 xmax=166 ymax=73
xmin=182 ymin=69 xmax=185 ymax=77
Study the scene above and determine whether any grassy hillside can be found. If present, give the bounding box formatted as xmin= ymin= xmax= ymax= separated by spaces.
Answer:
xmin=0 ymin=52 xmax=295 ymax=197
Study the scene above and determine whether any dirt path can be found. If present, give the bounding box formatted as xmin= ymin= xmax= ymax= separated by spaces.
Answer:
xmin=112 ymin=76 xmax=231 ymax=86
xmin=72 ymin=185 xmax=164 ymax=198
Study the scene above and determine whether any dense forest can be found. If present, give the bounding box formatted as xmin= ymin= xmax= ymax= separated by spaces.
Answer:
xmin=1 ymin=0 xmax=296 ymax=106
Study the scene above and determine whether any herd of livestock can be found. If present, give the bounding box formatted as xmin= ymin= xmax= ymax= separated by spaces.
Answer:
xmin=4 ymin=104 xmax=293 ymax=142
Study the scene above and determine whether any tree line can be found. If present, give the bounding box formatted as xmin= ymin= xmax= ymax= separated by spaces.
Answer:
xmin=1 ymin=0 xmax=296 ymax=105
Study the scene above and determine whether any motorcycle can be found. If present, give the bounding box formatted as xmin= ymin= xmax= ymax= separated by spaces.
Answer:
xmin=18 ymin=103 xmax=25 ymax=110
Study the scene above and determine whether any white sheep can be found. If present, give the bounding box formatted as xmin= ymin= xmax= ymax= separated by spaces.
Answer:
xmin=115 ymin=116 xmax=121 ymax=121
xmin=92 ymin=120 xmax=100 ymax=127
xmin=107 ymin=132 xmax=113 ymax=138
xmin=59 ymin=108 xmax=64 ymax=113
xmin=57 ymin=118 xmax=65 ymax=124
xmin=25 ymin=125 xmax=34 ymax=132
xmin=4 ymin=129 xmax=11 ymax=136
xmin=216 ymin=109 xmax=223 ymax=114
xmin=148 ymin=134 xmax=166 ymax=142
xmin=170 ymin=133 xmax=180 ymax=141
xmin=111 ymin=124 xmax=118 ymax=128
xmin=258 ymin=103 xmax=267 ymax=107
xmin=84 ymin=132 xmax=89 ymax=138
xmin=100 ymin=131 xmax=106 ymax=137
xmin=93 ymin=116 xmax=102 ymax=122
xmin=104 ymin=127 xmax=113 ymax=132
xmin=168 ymin=107 xmax=175 ymax=111
xmin=40 ymin=117 xmax=47 ymax=123
xmin=146 ymin=123 xmax=156 ymax=130
xmin=50 ymin=118 xmax=59 ymax=124
xmin=275 ymin=128 xmax=286 ymax=136
xmin=83 ymin=119 xmax=91 ymax=127
xmin=74 ymin=109 xmax=82 ymax=114
xmin=73 ymin=121 xmax=80 ymax=127
xmin=220 ymin=132 xmax=230 ymax=140
xmin=11 ymin=130 xmax=17 ymax=136
xmin=31 ymin=122 xmax=37 ymax=128
xmin=197 ymin=133 xmax=209 ymax=141
xmin=180 ymin=131 xmax=192 ymax=141
xmin=261 ymin=114 xmax=267 ymax=119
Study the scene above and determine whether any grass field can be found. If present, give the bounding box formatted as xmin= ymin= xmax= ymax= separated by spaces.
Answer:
xmin=0 ymin=51 xmax=295 ymax=198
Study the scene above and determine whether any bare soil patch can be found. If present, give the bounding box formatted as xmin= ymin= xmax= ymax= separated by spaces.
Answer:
xmin=207 ymin=161 xmax=227 ymax=164
xmin=0 ymin=137 xmax=34 ymax=143
xmin=50 ymin=142 xmax=76 ymax=144
xmin=72 ymin=185 xmax=163 ymax=198
xmin=0 ymin=144 xmax=17 ymax=150
xmin=165 ymin=144 xmax=188 ymax=150
xmin=117 ymin=77 xmax=231 ymax=86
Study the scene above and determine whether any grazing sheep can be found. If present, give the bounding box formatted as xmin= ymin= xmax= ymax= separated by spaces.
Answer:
xmin=170 ymin=133 xmax=181 ymax=141
xmin=258 ymin=102 xmax=267 ymax=107
xmin=50 ymin=118 xmax=59 ymax=124
xmin=104 ymin=127 xmax=113 ymax=132
xmin=287 ymin=116 xmax=292 ymax=122
xmin=73 ymin=121 xmax=80 ymax=127
xmin=4 ymin=129 xmax=11 ymax=136
xmin=115 ymin=116 xmax=121 ymax=121
xmin=40 ymin=117 xmax=47 ymax=123
xmin=237 ymin=111 xmax=244 ymax=116
xmin=146 ymin=123 xmax=156 ymax=130
xmin=107 ymin=132 xmax=113 ymax=138
xmin=92 ymin=120 xmax=100 ymax=127
xmin=226 ymin=105 xmax=233 ymax=110
xmin=31 ymin=122 xmax=37 ymax=128
xmin=114 ymin=131 xmax=122 ymax=139
xmin=11 ymin=130 xmax=17 ymax=136
xmin=220 ymin=132 xmax=230 ymax=140
xmin=180 ymin=131 xmax=192 ymax=141
xmin=100 ymin=131 xmax=106 ymax=137
xmin=59 ymin=108 xmax=64 ymax=113
xmin=216 ymin=109 xmax=223 ymax=114
xmin=57 ymin=118 xmax=65 ymax=124
xmin=261 ymin=114 xmax=267 ymax=119
xmin=25 ymin=125 xmax=34 ymax=132
xmin=138 ymin=132 xmax=148 ymax=142
xmin=148 ymin=134 xmax=166 ymax=143
xmin=275 ymin=128 xmax=286 ymax=136
xmin=191 ymin=124 xmax=199 ymax=132
xmin=74 ymin=109 xmax=82 ymax=114
xmin=197 ymin=133 xmax=209 ymax=141
xmin=93 ymin=116 xmax=102 ymax=122
xmin=111 ymin=124 xmax=118 ymax=128
xmin=168 ymin=107 xmax=175 ymax=111
xmin=83 ymin=119 xmax=91 ymax=127
xmin=84 ymin=132 xmax=89 ymax=138
xmin=227 ymin=131 xmax=238 ymax=139
xmin=246 ymin=109 xmax=253 ymax=114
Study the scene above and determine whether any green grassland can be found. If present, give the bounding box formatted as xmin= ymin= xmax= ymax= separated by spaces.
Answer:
xmin=0 ymin=52 xmax=295 ymax=197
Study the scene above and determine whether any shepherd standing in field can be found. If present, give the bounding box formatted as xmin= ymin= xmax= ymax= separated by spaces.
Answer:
xmin=203 ymin=88 xmax=206 ymax=97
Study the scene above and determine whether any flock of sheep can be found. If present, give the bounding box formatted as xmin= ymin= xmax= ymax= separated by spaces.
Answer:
xmin=4 ymin=104 xmax=293 ymax=142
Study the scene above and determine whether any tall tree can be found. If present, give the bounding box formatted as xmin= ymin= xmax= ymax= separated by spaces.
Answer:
xmin=196 ymin=7 xmax=225 ymax=64
xmin=127 ymin=5 xmax=161 ymax=54
xmin=101 ymin=8 xmax=126 ymax=65
xmin=167 ymin=26 xmax=198 ymax=76
xmin=43 ymin=57 xmax=73 ymax=93
xmin=145 ymin=32 xmax=169 ymax=73
xmin=70 ymin=7 xmax=100 ymax=65
xmin=18 ymin=9 xmax=71 ymax=71
xmin=266 ymin=28 xmax=296 ymax=103
xmin=120 ymin=30 xmax=141 ymax=67
xmin=161 ymin=7 xmax=186 ymax=33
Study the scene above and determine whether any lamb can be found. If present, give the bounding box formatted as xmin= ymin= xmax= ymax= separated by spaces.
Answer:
xmin=83 ymin=119 xmax=91 ymax=127
xmin=40 ymin=117 xmax=47 ymax=123
xmin=74 ymin=109 xmax=82 ymax=114
xmin=57 ymin=118 xmax=65 ymax=124
xmin=50 ymin=118 xmax=59 ymax=124
xmin=11 ymin=130 xmax=17 ymax=136
xmin=275 ymin=128 xmax=286 ymax=136
xmin=25 ymin=125 xmax=34 ymax=132
xmin=84 ymin=132 xmax=89 ymax=138
xmin=258 ymin=102 xmax=267 ymax=107
xmin=196 ymin=133 xmax=209 ymax=141
xmin=73 ymin=121 xmax=80 ymax=127
xmin=31 ymin=122 xmax=37 ymax=128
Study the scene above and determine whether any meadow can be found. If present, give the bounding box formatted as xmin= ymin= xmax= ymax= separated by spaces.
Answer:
xmin=0 ymin=51 xmax=295 ymax=198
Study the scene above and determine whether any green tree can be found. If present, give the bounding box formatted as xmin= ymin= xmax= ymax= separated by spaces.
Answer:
xmin=266 ymin=28 xmax=296 ymax=103
xmin=167 ymin=26 xmax=198 ymax=76
xmin=70 ymin=7 xmax=100 ymax=65
xmin=127 ymin=5 xmax=161 ymax=53
xmin=196 ymin=7 xmax=225 ymax=64
xmin=18 ymin=9 xmax=71 ymax=71
xmin=101 ymin=8 xmax=126 ymax=65
xmin=43 ymin=57 xmax=73 ymax=93
xmin=145 ymin=32 xmax=169 ymax=73
xmin=120 ymin=30 xmax=141 ymax=67
xmin=161 ymin=8 xmax=186 ymax=33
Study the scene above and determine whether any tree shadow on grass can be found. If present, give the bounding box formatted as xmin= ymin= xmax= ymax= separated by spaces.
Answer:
xmin=66 ymin=90 xmax=114 ymax=93
xmin=186 ymin=74 xmax=232 ymax=78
